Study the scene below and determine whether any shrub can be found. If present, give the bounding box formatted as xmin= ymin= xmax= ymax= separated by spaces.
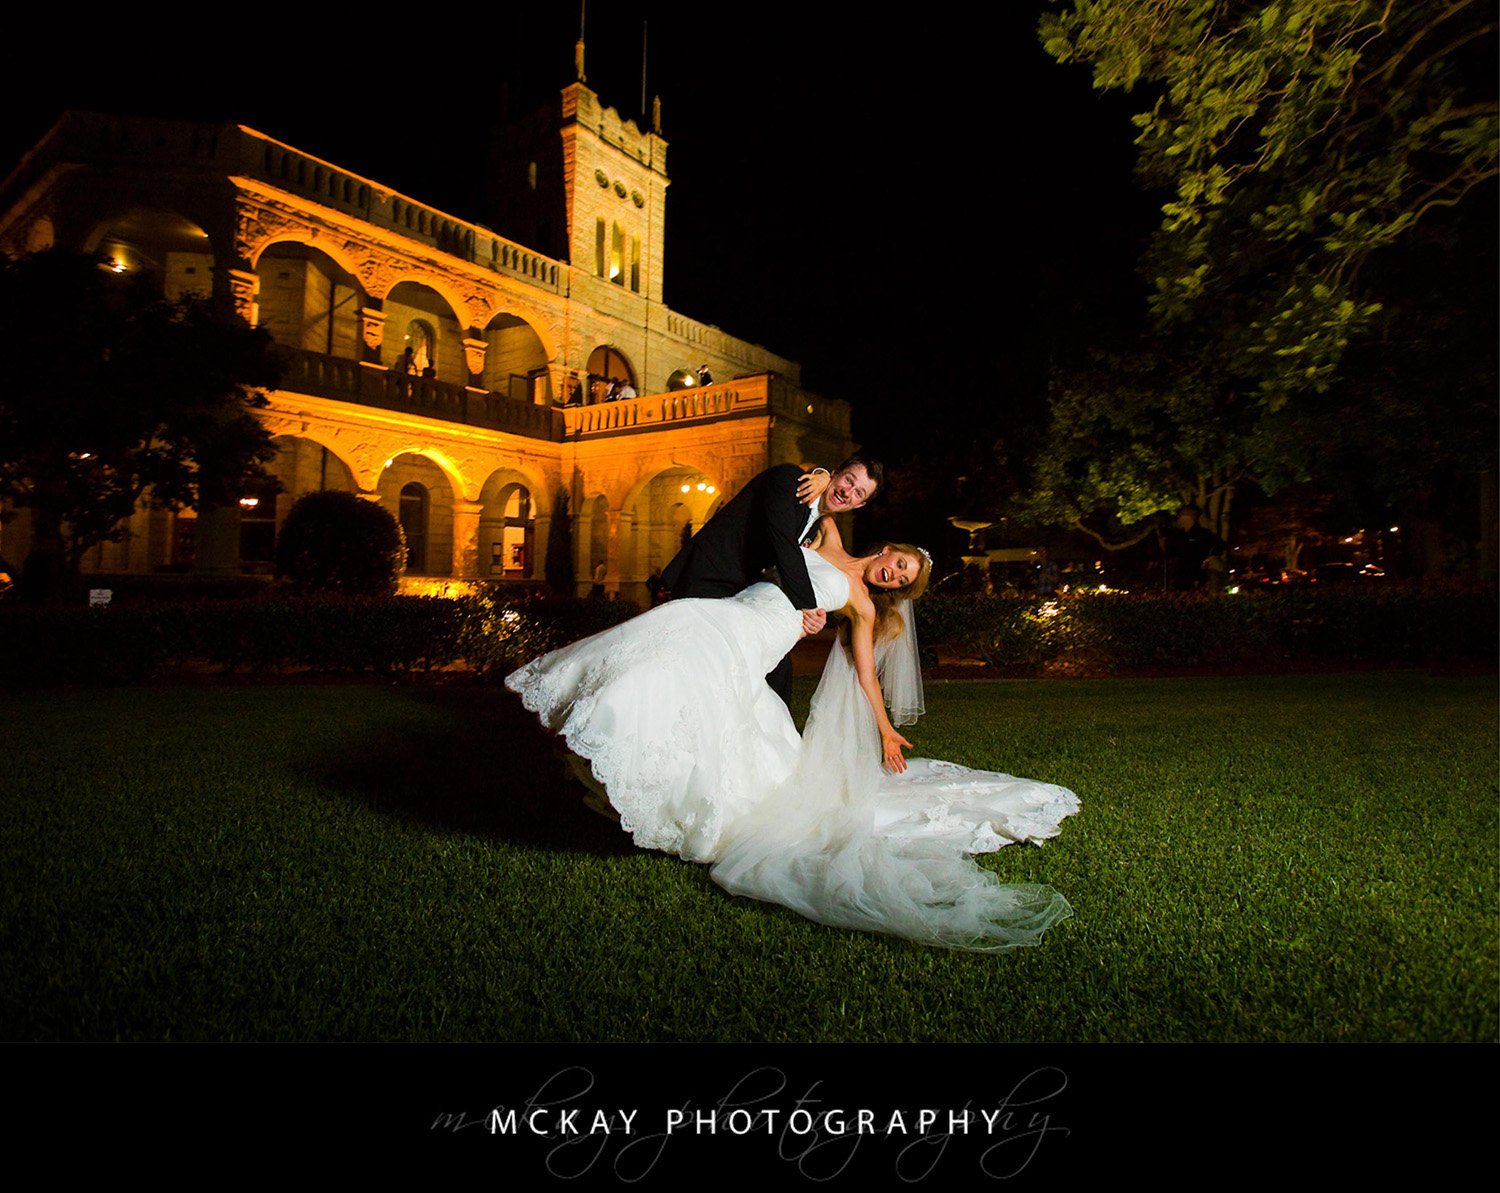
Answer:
xmin=275 ymin=491 xmax=406 ymax=596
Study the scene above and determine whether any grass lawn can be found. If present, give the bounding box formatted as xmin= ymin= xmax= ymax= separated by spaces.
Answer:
xmin=2 ymin=671 xmax=1494 ymax=1042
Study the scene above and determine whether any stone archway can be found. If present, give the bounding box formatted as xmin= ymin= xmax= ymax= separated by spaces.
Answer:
xmin=585 ymin=345 xmax=636 ymax=405
xmin=84 ymin=208 xmax=215 ymax=301
xmin=377 ymin=454 xmax=456 ymax=575
xmin=576 ymin=493 xmax=610 ymax=593
xmin=385 ymin=281 xmax=466 ymax=386
xmin=478 ymin=468 xmax=545 ymax=580
xmin=255 ymin=243 xmax=366 ymax=358
xmin=483 ymin=312 xmax=551 ymax=403
xmin=244 ymin=434 xmax=359 ymax=572
xmin=619 ymin=465 xmax=722 ymax=602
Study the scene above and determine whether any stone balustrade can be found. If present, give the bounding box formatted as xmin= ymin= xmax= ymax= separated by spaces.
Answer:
xmin=280 ymin=348 xmax=564 ymax=440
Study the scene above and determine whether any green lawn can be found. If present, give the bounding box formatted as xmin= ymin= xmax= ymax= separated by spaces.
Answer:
xmin=2 ymin=672 xmax=1494 ymax=1042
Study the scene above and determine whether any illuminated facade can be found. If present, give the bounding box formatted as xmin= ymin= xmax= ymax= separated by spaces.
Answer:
xmin=0 ymin=85 xmax=853 ymax=600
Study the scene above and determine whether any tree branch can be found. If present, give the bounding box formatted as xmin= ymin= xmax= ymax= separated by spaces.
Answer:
xmin=1380 ymin=0 xmax=1485 ymax=84
xmin=1070 ymin=517 xmax=1160 ymax=551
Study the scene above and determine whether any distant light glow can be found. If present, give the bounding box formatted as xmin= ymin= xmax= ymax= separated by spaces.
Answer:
xmin=238 ymin=496 xmax=260 ymax=510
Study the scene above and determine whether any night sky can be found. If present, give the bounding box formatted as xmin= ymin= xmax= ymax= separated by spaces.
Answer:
xmin=1 ymin=2 xmax=1156 ymax=469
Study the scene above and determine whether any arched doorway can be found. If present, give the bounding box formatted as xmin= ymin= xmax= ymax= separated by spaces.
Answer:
xmin=399 ymin=483 xmax=428 ymax=572
xmin=620 ymin=466 xmax=722 ymax=602
xmin=586 ymin=345 xmax=636 ymax=405
xmin=478 ymin=469 xmax=540 ymax=579
xmin=378 ymin=454 xmax=455 ymax=575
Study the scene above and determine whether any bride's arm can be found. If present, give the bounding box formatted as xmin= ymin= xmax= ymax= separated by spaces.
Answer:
xmin=847 ymin=599 xmax=913 ymax=774
xmin=807 ymin=515 xmax=842 ymax=553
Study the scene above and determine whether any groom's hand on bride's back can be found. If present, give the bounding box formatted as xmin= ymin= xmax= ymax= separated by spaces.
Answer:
xmin=800 ymin=608 xmax=827 ymax=637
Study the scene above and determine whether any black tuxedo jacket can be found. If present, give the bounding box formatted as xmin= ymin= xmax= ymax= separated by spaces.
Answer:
xmin=660 ymin=464 xmax=817 ymax=610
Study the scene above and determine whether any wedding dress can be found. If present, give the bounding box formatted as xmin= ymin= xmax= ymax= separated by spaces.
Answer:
xmin=505 ymin=548 xmax=1078 ymax=951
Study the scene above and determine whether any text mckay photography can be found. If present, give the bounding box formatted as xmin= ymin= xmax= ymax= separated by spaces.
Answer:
xmin=429 ymin=1062 xmax=1070 ymax=1182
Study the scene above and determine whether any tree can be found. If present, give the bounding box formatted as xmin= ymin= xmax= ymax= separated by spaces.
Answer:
xmin=0 ymin=249 xmax=283 ymax=597
xmin=275 ymin=491 xmax=406 ymax=595
xmin=1029 ymin=1 xmax=1498 ymax=554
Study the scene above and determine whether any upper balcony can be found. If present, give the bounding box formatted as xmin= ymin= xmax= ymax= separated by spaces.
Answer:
xmin=22 ymin=114 xmax=565 ymax=295
xmin=276 ymin=348 xmax=850 ymax=448
xmin=562 ymin=375 xmax=851 ymax=440
xmin=280 ymin=348 xmax=564 ymax=440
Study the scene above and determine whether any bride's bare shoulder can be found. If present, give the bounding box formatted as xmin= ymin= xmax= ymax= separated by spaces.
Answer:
xmin=813 ymin=515 xmax=844 ymax=550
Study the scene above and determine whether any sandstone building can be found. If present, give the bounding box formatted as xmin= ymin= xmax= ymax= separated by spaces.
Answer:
xmin=0 ymin=80 xmax=853 ymax=602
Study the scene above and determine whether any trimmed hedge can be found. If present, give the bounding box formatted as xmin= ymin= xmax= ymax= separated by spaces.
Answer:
xmin=3 ymin=584 xmax=1492 ymax=687
xmin=275 ymin=491 xmax=406 ymax=596
xmin=0 ymin=591 xmax=639 ymax=686
xmin=919 ymin=583 xmax=1497 ymax=673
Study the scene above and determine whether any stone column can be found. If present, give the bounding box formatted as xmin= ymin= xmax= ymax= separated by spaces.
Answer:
xmin=220 ymin=268 xmax=260 ymax=326
xmin=462 ymin=336 xmax=488 ymax=389
xmin=605 ymin=509 xmax=622 ymax=594
xmin=360 ymin=306 xmax=387 ymax=365
xmin=452 ymin=500 xmax=484 ymax=581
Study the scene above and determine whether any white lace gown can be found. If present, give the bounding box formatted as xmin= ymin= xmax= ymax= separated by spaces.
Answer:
xmin=506 ymin=549 xmax=1079 ymax=951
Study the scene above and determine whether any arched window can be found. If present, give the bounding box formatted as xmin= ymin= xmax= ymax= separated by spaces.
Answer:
xmin=400 ymin=482 xmax=428 ymax=573
xmin=499 ymin=486 xmax=533 ymax=577
xmin=403 ymin=319 xmax=435 ymax=375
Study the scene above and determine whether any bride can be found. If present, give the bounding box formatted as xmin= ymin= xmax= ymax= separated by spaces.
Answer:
xmin=506 ymin=485 xmax=1079 ymax=952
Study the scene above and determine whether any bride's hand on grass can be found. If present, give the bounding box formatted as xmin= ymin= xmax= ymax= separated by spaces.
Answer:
xmin=882 ymin=729 xmax=912 ymax=774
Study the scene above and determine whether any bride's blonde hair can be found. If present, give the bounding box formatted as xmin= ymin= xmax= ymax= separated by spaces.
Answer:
xmin=837 ymin=543 xmax=933 ymax=645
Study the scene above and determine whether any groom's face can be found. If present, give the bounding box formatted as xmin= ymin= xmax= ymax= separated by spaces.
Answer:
xmin=821 ymin=463 xmax=875 ymax=515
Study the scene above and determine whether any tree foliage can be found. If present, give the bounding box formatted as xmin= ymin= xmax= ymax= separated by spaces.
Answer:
xmin=1029 ymin=0 xmax=1498 ymax=547
xmin=0 ymin=249 xmax=283 ymax=590
xmin=274 ymin=490 xmax=406 ymax=596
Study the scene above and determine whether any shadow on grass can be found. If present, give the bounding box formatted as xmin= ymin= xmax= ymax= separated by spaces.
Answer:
xmin=317 ymin=684 xmax=638 ymax=858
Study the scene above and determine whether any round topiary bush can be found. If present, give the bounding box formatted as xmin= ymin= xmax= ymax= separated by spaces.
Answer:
xmin=275 ymin=490 xmax=406 ymax=595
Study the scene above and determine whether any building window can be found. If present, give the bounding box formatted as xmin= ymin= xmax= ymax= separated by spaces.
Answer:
xmin=400 ymin=482 xmax=428 ymax=573
xmin=499 ymin=486 xmax=533 ymax=577
xmin=609 ymin=223 xmax=624 ymax=285
xmin=238 ymin=482 xmax=278 ymax=568
xmin=630 ymin=236 xmax=640 ymax=292
xmin=527 ymin=161 xmax=537 ymax=191
xmin=595 ymin=219 xmax=606 ymax=278
xmin=403 ymin=319 xmax=435 ymax=375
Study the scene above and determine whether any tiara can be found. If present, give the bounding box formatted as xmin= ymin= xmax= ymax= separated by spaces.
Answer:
xmin=917 ymin=546 xmax=933 ymax=564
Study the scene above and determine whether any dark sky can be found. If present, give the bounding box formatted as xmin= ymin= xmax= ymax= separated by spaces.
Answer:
xmin=1 ymin=3 xmax=1156 ymax=462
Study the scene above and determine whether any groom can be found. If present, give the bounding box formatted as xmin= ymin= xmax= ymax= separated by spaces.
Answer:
xmin=660 ymin=454 xmax=883 ymax=709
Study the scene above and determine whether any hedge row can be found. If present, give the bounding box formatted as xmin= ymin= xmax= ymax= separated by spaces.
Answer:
xmin=918 ymin=584 xmax=1498 ymax=672
xmin=4 ymin=585 xmax=1493 ymax=686
xmin=0 ymin=592 xmax=638 ymax=685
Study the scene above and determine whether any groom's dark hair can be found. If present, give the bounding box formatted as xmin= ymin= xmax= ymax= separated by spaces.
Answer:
xmin=835 ymin=454 xmax=885 ymax=499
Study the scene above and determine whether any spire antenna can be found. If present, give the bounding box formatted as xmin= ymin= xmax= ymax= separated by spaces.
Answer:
xmin=575 ymin=0 xmax=587 ymax=82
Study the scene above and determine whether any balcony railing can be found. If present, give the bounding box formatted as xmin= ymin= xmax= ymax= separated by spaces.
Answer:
xmin=274 ymin=351 xmax=850 ymax=447
xmin=561 ymin=374 xmax=852 ymax=439
xmin=38 ymin=114 xmax=565 ymax=295
xmin=279 ymin=348 xmax=564 ymax=440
